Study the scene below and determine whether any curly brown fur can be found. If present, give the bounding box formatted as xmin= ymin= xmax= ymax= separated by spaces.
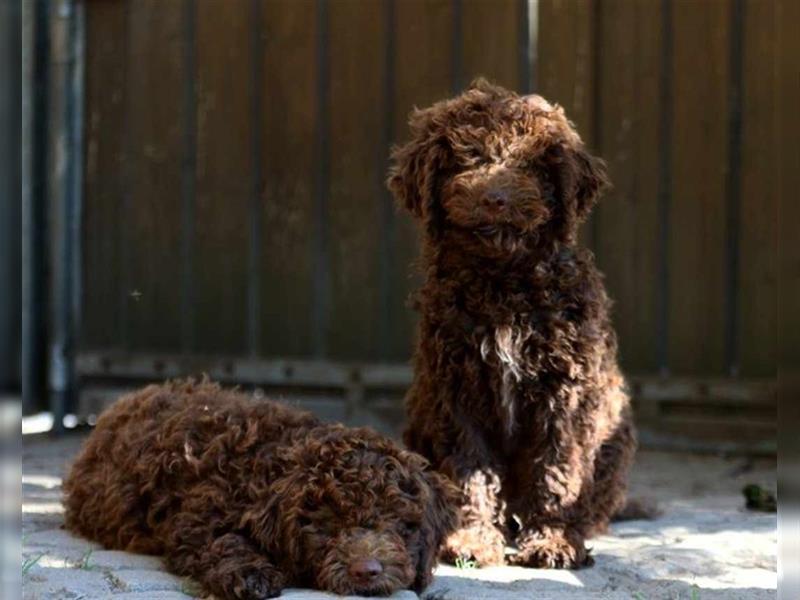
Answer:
xmin=388 ymin=79 xmax=636 ymax=569
xmin=63 ymin=379 xmax=459 ymax=599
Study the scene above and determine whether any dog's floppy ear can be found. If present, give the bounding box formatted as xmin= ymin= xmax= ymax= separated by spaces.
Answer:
xmin=387 ymin=107 xmax=448 ymax=220
xmin=572 ymin=146 xmax=609 ymax=219
xmin=413 ymin=470 xmax=461 ymax=592
xmin=546 ymin=142 xmax=609 ymax=242
xmin=239 ymin=463 xmax=304 ymax=564
xmin=240 ymin=493 xmax=282 ymax=554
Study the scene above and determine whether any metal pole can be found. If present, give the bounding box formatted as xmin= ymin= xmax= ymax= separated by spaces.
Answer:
xmin=527 ymin=0 xmax=538 ymax=93
xmin=22 ymin=0 xmax=48 ymax=414
xmin=70 ymin=0 xmax=85 ymax=367
xmin=47 ymin=0 xmax=84 ymax=431
xmin=0 ymin=0 xmax=22 ymax=393
xmin=22 ymin=0 xmax=35 ymax=409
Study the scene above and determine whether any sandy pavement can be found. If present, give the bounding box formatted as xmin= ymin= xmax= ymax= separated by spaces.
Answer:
xmin=23 ymin=433 xmax=776 ymax=600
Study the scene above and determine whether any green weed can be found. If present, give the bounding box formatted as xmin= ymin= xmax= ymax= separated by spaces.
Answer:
xmin=79 ymin=548 xmax=94 ymax=570
xmin=22 ymin=553 xmax=44 ymax=575
xmin=454 ymin=556 xmax=477 ymax=570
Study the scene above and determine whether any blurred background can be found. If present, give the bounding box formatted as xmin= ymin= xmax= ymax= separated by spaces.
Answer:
xmin=12 ymin=0 xmax=792 ymax=454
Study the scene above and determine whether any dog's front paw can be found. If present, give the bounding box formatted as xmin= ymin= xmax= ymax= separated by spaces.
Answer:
xmin=510 ymin=527 xmax=591 ymax=569
xmin=220 ymin=566 xmax=284 ymax=600
xmin=440 ymin=523 xmax=506 ymax=567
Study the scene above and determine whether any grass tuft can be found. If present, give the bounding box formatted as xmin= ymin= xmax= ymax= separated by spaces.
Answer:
xmin=79 ymin=548 xmax=94 ymax=570
xmin=454 ymin=556 xmax=478 ymax=570
xmin=22 ymin=553 xmax=44 ymax=575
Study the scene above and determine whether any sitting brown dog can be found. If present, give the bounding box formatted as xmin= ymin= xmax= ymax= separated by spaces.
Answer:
xmin=63 ymin=379 xmax=458 ymax=599
xmin=388 ymin=79 xmax=636 ymax=569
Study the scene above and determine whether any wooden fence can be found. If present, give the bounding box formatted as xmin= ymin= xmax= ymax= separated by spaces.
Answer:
xmin=77 ymin=0 xmax=791 ymax=449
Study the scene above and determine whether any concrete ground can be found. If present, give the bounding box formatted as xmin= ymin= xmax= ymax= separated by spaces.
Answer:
xmin=22 ymin=432 xmax=776 ymax=600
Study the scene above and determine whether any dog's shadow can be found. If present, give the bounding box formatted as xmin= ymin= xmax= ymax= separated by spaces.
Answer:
xmin=423 ymin=511 xmax=776 ymax=600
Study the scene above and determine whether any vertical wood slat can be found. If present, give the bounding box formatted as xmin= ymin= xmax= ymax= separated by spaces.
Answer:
xmin=123 ymin=0 xmax=185 ymax=352
xmin=326 ymin=0 xmax=385 ymax=359
xmin=724 ymin=0 xmax=745 ymax=374
xmin=776 ymin=0 xmax=800 ymax=371
xmin=313 ymin=0 xmax=331 ymax=358
xmin=738 ymin=0 xmax=777 ymax=376
xmin=179 ymin=0 xmax=197 ymax=353
xmin=536 ymin=0 xmax=597 ymax=147
xmin=247 ymin=0 xmax=264 ymax=357
xmin=655 ymin=0 xmax=673 ymax=375
xmin=259 ymin=0 xmax=318 ymax=359
xmin=459 ymin=0 xmax=523 ymax=91
xmin=592 ymin=0 xmax=662 ymax=374
xmin=536 ymin=0 xmax=598 ymax=250
xmin=378 ymin=0 xmax=396 ymax=361
xmin=633 ymin=1 xmax=666 ymax=375
xmin=82 ymin=0 xmax=126 ymax=349
xmin=668 ymin=0 xmax=731 ymax=376
xmin=389 ymin=0 xmax=455 ymax=361
xmin=192 ymin=0 xmax=252 ymax=355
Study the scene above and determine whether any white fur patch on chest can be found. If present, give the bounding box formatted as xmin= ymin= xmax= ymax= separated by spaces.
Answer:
xmin=480 ymin=325 xmax=529 ymax=435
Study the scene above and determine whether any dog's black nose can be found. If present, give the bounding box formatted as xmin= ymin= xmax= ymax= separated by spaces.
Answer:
xmin=349 ymin=558 xmax=383 ymax=581
xmin=484 ymin=190 xmax=508 ymax=210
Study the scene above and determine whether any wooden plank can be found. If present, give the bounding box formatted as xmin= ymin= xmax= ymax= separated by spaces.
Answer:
xmin=738 ymin=0 xmax=777 ymax=377
xmin=259 ymin=0 xmax=318 ymax=358
xmin=627 ymin=0 xmax=664 ymax=374
xmin=81 ymin=0 xmax=126 ymax=349
xmin=460 ymin=0 xmax=522 ymax=90
xmin=776 ymin=0 xmax=800 ymax=376
xmin=326 ymin=0 xmax=385 ymax=360
xmin=668 ymin=0 xmax=730 ymax=376
xmin=192 ymin=0 xmax=252 ymax=354
xmin=632 ymin=377 xmax=775 ymax=405
xmin=600 ymin=1 xmax=662 ymax=374
xmin=123 ymin=0 xmax=186 ymax=352
xmin=536 ymin=0 xmax=598 ymax=249
xmin=389 ymin=0 xmax=455 ymax=361
xmin=592 ymin=1 xmax=662 ymax=375
xmin=637 ymin=416 xmax=775 ymax=447
xmin=536 ymin=0 xmax=597 ymax=146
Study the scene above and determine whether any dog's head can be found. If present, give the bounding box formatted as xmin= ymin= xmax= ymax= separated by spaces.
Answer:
xmin=388 ymin=78 xmax=608 ymax=256
xmin=242 ymin=426 xmax=460 ymax=595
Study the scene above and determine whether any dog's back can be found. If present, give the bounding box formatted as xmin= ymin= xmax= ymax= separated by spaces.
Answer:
xmin=63 ymin=379 xmax=319 ymax=553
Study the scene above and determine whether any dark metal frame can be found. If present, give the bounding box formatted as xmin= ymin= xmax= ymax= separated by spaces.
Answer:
xmin=23 ymin=0 xmax=85 ymax=425
xmin=0 ymin=0 xmax=22 ymax=393
xmin=22 ymin=0 xmax=49 ymax=413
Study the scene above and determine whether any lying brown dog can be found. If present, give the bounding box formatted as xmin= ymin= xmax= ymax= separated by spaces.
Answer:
xmin=63 ymin=379 xmax=458 ymax=599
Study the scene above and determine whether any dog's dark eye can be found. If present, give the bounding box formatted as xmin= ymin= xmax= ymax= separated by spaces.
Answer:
xmin=402 ymin=521 xmax=419 ymax=535
xmin=399 ymin=481 xmax=418 ymax=497
xmin=461 ymin=148 xmax=487 ymax=167
xmin=297 ymin=515 xmax=312 ymax=528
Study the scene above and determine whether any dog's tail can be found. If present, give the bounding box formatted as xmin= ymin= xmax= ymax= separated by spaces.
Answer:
xmin=612 ymin=497 xmax=662 ymax=522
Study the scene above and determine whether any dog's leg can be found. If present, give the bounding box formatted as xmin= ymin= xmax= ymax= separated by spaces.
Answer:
xmin=163 ymin=512 xmax=284 ymax=600
xmin=507 ymin=431 xmax=594 ymax=569
xmin=438 ymin=406 xmax=508 ymax=566
xmin=511 ymin=524 xmax=591 ymax=569
xmin=439 ymin=465 xmax=507 ymax=567
xmin=583 ymin=415 xmax=638 ymax=536
xmin=405 ymin=364 xmax=508 ymax=566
